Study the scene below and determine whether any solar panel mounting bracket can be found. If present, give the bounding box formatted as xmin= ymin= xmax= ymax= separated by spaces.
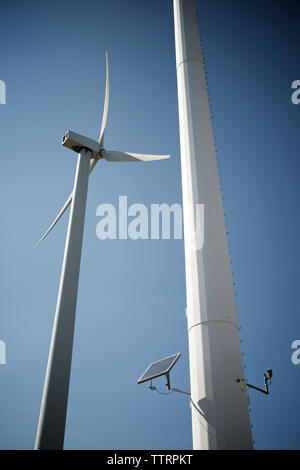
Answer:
xmin=166 ymin=372 xmax=191 ymax=396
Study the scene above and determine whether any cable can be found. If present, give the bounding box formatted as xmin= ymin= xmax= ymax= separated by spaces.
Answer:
xmin=188 ymin=319 xmax=239 ymax=333
xmin=149 ymin=384 xmax=216 ymax=439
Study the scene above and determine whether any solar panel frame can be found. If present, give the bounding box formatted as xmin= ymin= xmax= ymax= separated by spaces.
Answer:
xmin=137 ymin=353 xmax=181 ymax=384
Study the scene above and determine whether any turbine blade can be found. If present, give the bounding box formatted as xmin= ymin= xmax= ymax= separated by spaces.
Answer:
xmin=35 ymin=193 xmax=73 ymax=248
xmin=89 ymin=156 xmax=98 ymax=173
xmin=102 ymin=150 xmax=170 ymax=162
xmin=99 ymin=52 xmax=109 ymax=146
xmin=35 ymin=158 xmax=99 ymax=248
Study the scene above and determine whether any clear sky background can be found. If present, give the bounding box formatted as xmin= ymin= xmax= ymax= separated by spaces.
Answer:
xmin=0 ymin=0 xmax=300 ymax=450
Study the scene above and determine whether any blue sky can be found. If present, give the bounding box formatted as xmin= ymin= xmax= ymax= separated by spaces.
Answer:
xmin=0 ymin=0 xmax=300 ymax=450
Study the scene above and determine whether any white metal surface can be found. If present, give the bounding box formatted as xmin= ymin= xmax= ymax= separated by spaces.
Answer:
xmin=173 ymin=0 xmax=253 ymax=449
xmin=35 ymin=148 xmax=91 ymax=450
xmin=99 ymin=52 xmax=110 ymax=147
xmin=102 ymin=149 xmax=170 ymax=162
xmin=62 ymin=130 xmax=101 ymax=158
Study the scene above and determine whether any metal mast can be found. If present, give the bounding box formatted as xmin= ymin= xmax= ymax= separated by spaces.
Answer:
xmin=173 ymin=0 xmax=253 ymax=449
xmin=35 ymin=148 xmax=91 ymax=450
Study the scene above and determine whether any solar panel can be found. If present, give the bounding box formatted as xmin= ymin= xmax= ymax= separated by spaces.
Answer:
xmin=137 ymin=353 xmax=181 ymax=384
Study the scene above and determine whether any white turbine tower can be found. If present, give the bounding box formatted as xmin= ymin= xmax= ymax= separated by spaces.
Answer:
xmin=173 ymin=0 xmax=253 ymax=449
xmin=35 ymin=53 xmax=169 ymax=450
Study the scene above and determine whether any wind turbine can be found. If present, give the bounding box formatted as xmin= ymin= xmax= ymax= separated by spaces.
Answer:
xmin=35 ymin=53 xmax=170 ymax=450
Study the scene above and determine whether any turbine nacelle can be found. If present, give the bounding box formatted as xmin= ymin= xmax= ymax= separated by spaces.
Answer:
xmin=62 ymin=130 xmax=102 ymax=159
